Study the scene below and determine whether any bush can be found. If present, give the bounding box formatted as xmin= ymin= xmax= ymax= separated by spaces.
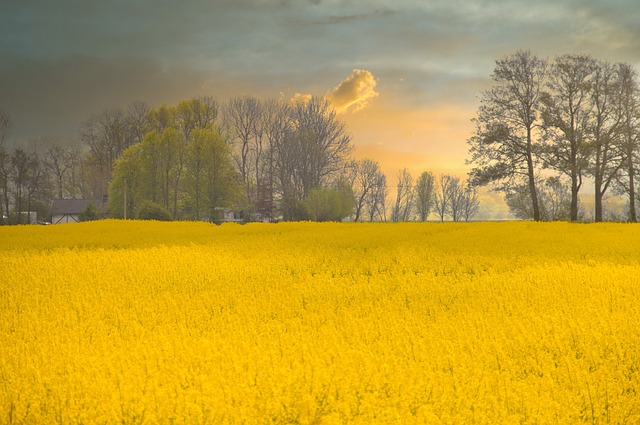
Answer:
xmin=79 ymin=203 xmax=99 ymax=222
xmin=137 ymin=201 xmax=172 ymax=221
xmin=302 ymin=182 xmax=354 ymax=222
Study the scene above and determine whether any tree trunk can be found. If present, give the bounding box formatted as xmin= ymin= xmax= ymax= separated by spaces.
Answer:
xmin=526 ymin=127 xmax=540 ymax=221
xmin=570 ymin=173 xmax=579 ymax=222
xmin=594 ymin=174 xmax=603 ymax=222
xmin=594 ymin=189 xmax=603 ymax=222
xmin=2 ymin=182 xmax=9 ymax=221
xmin=629 ymin=161 xmax=637 ymax=222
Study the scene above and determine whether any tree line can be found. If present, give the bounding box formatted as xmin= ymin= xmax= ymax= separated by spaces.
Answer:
xmin=0 ymin=97 xmax=478 ymax=224
xmin=468 ymin=50 xmax=640 ymax=222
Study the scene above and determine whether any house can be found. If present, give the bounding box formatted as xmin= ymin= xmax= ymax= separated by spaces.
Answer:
xmin=210 ymin=207 xmax=245 ymax=223
xmin=50 ymin=198 xmax=107 ymax=224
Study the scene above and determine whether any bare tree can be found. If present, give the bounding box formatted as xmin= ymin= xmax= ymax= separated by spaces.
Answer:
xmin=80 ymin=103 xmax=149 ymax=198
xmin=0 ymin=110 xmax=12 ymax=222
xmin=126 ymin=101 xmax=151 ymax=146
xmin=414 ymin=171 xmax=435 ymax=221
xmin=434 ymin=174 xmax=455 ymax=222
xmin=365 ymin=171 xmax=387 ymax=222
xmin=448 ymin=176 xmax=466 ymax=222
xmin=391 ymin=168 xmax=414 ymax=222
xmin=0 ymin=147 xmax=10 ymax=222
xmin=275 ymin=97 xmax=352 ymax=220
xmin=351 ymin=159 xmax=385 ymax=222
xmin=43 ymin=138 xmax=83 ymax=199
xmin=288 ymin=96 xmax=352 ymax=197
xmin=505 ymin=175 xmax=572 ymax=221
xmin=540 ymin=176 xmax=572 ymax=221
xmin=10 ymin=149 xmax=47 ymax=223
xmin=80 ymin=108 xmax=127 ymax=195
xmin=589 ymin=60 xmax=625 ymax=222
xmin=222 ymin=96 xmax=263 ymax=211
xmin=615 ymin=63 xmax=640 ymax=222
xmin=259 ymin=98 xmax=290 ymax=221
xmin=541 ymin=54 xmax=597 ymax=221
xmin=461 ymin=184 xmax=480 ymax=222
xmin=467 ymin=51 xmax=547 ymax=221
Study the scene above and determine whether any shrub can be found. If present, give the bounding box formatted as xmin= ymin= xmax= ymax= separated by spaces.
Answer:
xmin=137 ymin=201 xmax=172 ymax=221
xmin=302 ymin=182 xmax=354 ymax=222
xmin=79 ymin=203 xmax=99 ymax=222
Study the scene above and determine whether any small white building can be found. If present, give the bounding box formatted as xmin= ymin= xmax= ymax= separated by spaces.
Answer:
xmin=50 ymin=198 xmax=106 ymax=224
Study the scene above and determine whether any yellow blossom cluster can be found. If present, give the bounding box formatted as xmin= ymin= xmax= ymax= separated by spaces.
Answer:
xmin=1 ymin=221 xmax=640 ymax=423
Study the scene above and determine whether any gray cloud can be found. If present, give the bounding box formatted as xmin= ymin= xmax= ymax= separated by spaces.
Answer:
xmin=1 ymin=0 xmax=639 ymax=145
xmin=0 ymin=56 xmax=210 ymax=143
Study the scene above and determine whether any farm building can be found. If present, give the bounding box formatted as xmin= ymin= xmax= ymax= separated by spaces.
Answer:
xmin=50 ymin=198 xmax=107 ymax=224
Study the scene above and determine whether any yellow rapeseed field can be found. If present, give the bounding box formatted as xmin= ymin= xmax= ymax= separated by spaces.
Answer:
xmin=1 ymin=221 xmax=640 ymax=424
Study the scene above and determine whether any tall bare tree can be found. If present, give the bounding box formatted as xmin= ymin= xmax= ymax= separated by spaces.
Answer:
xmin=391 ymin=168 xmax=414 ymax=222
xmin=589 ymin=60 xmax=624 ymax=222
xmin=259 ymin=98 xmax=290 ymax=221
xmin=289 ymin=96 xmax=352 ymax=197
xmin=126 ymin=101 xmax=151 ymax=146
xmin=80 ymin=102 xmax=150 ymax=198
xmin=366 ymin=172 xmax=387 ymax=222
xmin=541 ymin=54 xmax=597 ymax=221
xmin=461 ymin=184 xmax=480 ymax=222
xmin=43 ymin=139 xmax=82 ymax=199
xmin=434 ymin=174 xmax=455 ymax=222
xmin=0 ymin=109 xmax=12 ymax=222
xmin=414 ymin=171 xmax=435 ymax=221
xmin=448 ymin=176 xmax=466 ymax=222
xmin=276 ymin=97 xmax=352 ymax=220
xmin=350 ymin=159 xmax=385 ymax=222
xmin=615 ymin=63 xmax=640 ymax=222
xmin=222 ymin=96 xmax=263 ymax=211
xmin=467 ymin=50 xmax=547 ymax=221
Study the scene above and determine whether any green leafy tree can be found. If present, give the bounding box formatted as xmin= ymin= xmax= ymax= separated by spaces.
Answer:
xmin=183 ymin=128 xmax=243 ymax=220
xmin=108 ymin=143 xmax=143 ymax=219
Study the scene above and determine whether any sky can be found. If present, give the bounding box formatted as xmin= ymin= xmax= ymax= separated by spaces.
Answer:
xmin=2 ymin=0 xmax=640 ymax=218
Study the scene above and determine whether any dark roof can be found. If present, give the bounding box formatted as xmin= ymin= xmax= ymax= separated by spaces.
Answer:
xmin=51 ymin=198 xmax=105 ymax=215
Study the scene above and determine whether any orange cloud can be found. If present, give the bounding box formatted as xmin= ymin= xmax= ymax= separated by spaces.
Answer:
xmin=325 ymin=69 xmax=378 ymax=113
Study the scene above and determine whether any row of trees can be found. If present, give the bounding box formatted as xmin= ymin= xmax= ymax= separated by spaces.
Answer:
xmin=348 ymin=161 xmax=479 ymax=223
xmin=108 ymin=96 xmax=354 ymax=221
xmin=1 ymin=97 xmax=479 ymax=224
xmin=468 ymin=50 xmax=640 ymax=221
xmin=0 ymin=107 xmax=96 ymax=224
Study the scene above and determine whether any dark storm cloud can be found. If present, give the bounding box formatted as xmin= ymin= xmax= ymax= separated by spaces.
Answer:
xmin=0 ymin=56 xmax=210 ymax=143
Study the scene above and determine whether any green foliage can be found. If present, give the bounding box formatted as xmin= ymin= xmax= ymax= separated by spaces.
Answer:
xmin=109 ymin=144 xmax=143 ymax=219
xmin=302 ymin=181 xmax=354 ymax=222
xmin=79 ymin=203 xmax=99 ymax=222
xmin=109 ymin=106 xmax=241 ymax=221
xmin=183 ymin=128 xmax=243 ymax=220
xmin=137 ymin=201 xmax=172 ymax=221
